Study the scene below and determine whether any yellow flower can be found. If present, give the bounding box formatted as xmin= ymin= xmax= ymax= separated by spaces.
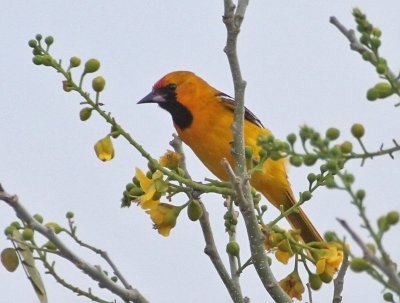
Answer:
xmin=159 ymin=150 xmax=182 ymax=170
xmin=279 ymin=271 xmax=305 ymax=301
xmin=312 ymin=242 xmax=344 ymax=283
xmin=135 ymin=168 xmax=159 ymax=210
xmin=275 ymin=249 xmax=293 ymax=265
xmin=262 ymin=228 xmax=294 ymax=265
xmin=94 ymin=135 xmax=114 ymax=161
xmin=146 ymin=203 xmax=181 ymax=236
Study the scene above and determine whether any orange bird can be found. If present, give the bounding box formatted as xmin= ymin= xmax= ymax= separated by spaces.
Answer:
xmin=138 ymin=71 xmax=322 ymax=243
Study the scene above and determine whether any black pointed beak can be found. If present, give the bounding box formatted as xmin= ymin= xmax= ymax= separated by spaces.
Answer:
xmin=137 ymin=91 xmax=166 ymax=104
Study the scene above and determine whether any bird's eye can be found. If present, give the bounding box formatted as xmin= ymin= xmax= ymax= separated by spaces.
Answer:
xmin=166 ymin=83 xmax=177 ymax=92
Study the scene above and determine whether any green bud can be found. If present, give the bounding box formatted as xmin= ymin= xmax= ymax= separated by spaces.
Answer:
xmin=372 ymin=28 xmax=381 ymax=37
xmin=352 ymin=8 xmax=364 ymax=19
xmin=340 ymin=141 xmax=353 ymax=154
xmin=309 ymin=274 xmax=322 ymax=290
xmin=366 ymin=88 xmax=379 ymax=101
xmin=342 ymin=173 xmax=355 ymax=185
xmin=226 ymin=241 xmax=240 ymax=257
xmin=324 ymin=231 xmax=337 ymax=242
xmin=386 ymin=211 xmax=399 ymax=225
xmin=370 ymin=38 xmax=381 ymax=50
xmin=35 ymin=34 xmax=42 ymax=41
xmin=383 ymin=292 xmax=394 ymax=302
xmin=301 ymin=191 xmax=312 ymax=202
xmin=376 ymin=64 xmax=387 ymax=75
xmin=261 ymin=205 xmax=268 ymax=212
xmin=326 ymin=160 xmax=338 ymax=173
xmin=41 ymin=55 xmax=53 ymax=66
xmin=33 ymin=214 xmax=44 ymax=224
xmin=44 ymin=36 xmax=54 ymax=46
xmin=69 ymin=56 xmax=81 ymax=68
xmin=187 ymin=199 xmax=203 ymax=221
xmin=28 ymin=39 xmax=37 ymax=48
xmin=350 ymin=258 xmax=370 ymax=272
xmin=79 ymin=107 xmax=92 ymax=121
xmin=44 ymin=241 xmax=57 ymax=251
xmin=325 ymin=175 xmax=336 ymax=188
xmin=351 ymin=123 xmax=365 ymax=139
xmin=32 ymin=55 xmax=43 ymax=65
xmin=320 ymin=164 xmax=328 ymax=173
xmin=375 ymin=82 xmax=394 ymax=98
xmin=356 ymin=189 xmax=366 ymax=201
xmin=4 ymin=225 xmax=16 ymax=237
xmin=377 ymin=216 xmax=389 ymax=232
xmin=92 ymin=76 xmax=106 ymax=92
xmin=84 ymin=58 xmax=100 ymax=74
xmin=307 ymin=173 xmax=317 ymax=184
xmin=326 ymin=128 xmax=340 ymax=140
xmin=45 ymin=222 xmax=63 ymax=234
xmin=362 ymin=51 xmax=372 ymax=62
xmin=289 ymin=155 xmax=302 ymax=167
xmin=129 ymin=187 xmax=144 ymax=197
xmin=22 ymin=228 xmax=34 ymax=241
xmin=32 ymin=48 xmax=42 ymax=56
xmin=359 ymin=34 xmax=369 ymax=45
xmin=11 ymin=221 xmax=21 ymax=229
xmin=303 ymin=154 xmax=317 ymax=166
xmin=287 ymin=133 xmax=297 ymax=144
xmin=66 ymin=212 xmax=74 ymax=219
xmin=244 ymin=146 xmax=253 ymax=159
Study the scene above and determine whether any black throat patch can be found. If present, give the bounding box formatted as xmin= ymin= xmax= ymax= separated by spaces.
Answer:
xmin=158 ymin=94 xmax=193 ymax=130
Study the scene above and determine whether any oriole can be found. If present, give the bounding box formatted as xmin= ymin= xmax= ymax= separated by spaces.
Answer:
xmin=138 ymin=71 xmax=322 ymax=243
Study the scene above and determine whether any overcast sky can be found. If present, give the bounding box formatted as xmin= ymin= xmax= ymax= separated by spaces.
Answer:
xmin=1 ymin=1 xmax=400 ymax=302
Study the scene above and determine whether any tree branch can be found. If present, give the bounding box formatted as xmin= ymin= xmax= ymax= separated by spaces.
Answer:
xmin=0 ymin=184 xmax=149 ymax=303
xmin=169 ymin=135 xmax=245 ymax=303
xmin=222 ymin=1 xmax=291 ymax=302
xmin=337 ymin=218 xmax=400 ymax=293
xmin=332 ymin=252 xmax=349 ymax=303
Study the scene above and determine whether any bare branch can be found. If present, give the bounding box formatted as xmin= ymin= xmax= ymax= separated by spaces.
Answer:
xmin=169 ymin=136 xmax=245 ymax=303
xmin=337 ymin=218 xmax=400 ymax=292
xmin=332 ymin=252 xmax=349 ymax=303
xmin=0 ymin=184 xmax=149 ymax=303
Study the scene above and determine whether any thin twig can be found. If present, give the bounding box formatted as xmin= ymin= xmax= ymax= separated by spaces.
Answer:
xmin=337 ymin=218 xmax=400 ymax=293
xmin=0 ymin=185 xmax=149 ymax=303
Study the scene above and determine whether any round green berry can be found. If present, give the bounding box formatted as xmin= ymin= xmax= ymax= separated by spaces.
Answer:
xmin=386 ymin=211 xmax=399 ymax=225
xmin=326 ymin=128 xmax=340 ymax=140
xmin=307 ymin=173 xmax=317 ymax=184
xmin=33 ymin=214 xmax=44 ymax=224
xmin=35 ymin=34 xmax=42 ymax=41
xmin=366 ymin=88 xmax=379 ymax=101
xmin=44 ymin=36 xmax=54 ymax=46
xmin=66 ymin=212 xmax=74 ymax=219
xmin=356 ymin=189 xmax=366 ymax=201
xmin=84 ymin=58 xmax=100 ymax=74
xmin=289 ymin=155 xmax=302 ymax=167
xmin=4 ymin=225 xmax=16 ymax=237
xmin=79 ymin=107 xmax=92 ymax=121
xmin=92 ymin=76 xmax=106 ymax=92
xmin=287 ymin=133 xmax=297 ymax=144
xmin=187 ymin=199 xmax=203 ymax=221
xmin=32 ymin=55 xmax=43 ymax=65
xmin=383 ymin=292 xmax=394 ymax=302
xmin=28 ymin=40 xmax=37 ymax=48
xmin=70 ymin=56 xmax=81 ymax=68
xmin=309 ymin=274 xmax=322 ymax=290
xmin=301 ymin=191 xmax=312 ymax=202
xmin=351 ymin=123 xmax=365 ymax=139
xmin=376 ymin=64 xmax=387 ymax=74
xmin=303 ymin=154 xmax=317 ymax=166
xmin=226 ymin=241 xmax=240 ymax=257
xmin=22 ymin=228 xmax=34 ymax=241
xmin=340 ymin=141 xmax=353 ymax=154
xmin=350 ymin=258 xmax=370 ymax=272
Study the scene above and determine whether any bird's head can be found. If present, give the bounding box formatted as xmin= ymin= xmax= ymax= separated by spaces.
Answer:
xmin=138 ymin=71 xmax=216 ymax=129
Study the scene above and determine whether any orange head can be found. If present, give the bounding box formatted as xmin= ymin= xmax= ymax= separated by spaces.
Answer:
xmin=138 ymin=71 xmax=218 ymax=129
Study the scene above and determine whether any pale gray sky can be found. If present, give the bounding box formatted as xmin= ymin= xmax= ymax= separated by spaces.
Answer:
xmin=1 ymin=1 xmax=399 ymax=302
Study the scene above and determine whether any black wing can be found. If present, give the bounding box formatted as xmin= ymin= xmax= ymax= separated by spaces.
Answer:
xmin=215 ymin=92 xmax=264 ymax=128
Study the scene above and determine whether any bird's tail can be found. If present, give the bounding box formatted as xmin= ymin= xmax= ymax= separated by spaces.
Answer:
xmin=259 ymin=184 xmax=323 ymax=243
xmin=284 ymin=190 xmax=323 ymax=243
